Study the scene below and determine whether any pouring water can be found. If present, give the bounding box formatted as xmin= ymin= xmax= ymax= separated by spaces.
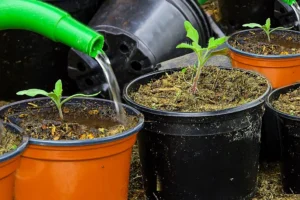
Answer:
xmin=95 ymin=53 xmax=126 ymax=124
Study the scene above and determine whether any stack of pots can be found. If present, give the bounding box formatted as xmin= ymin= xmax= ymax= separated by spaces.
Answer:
xmin=227 ymin=29 xmax=300 ymax=163
xmin=121 ymin=22 xmax=300 ymax=199
xmin=225 ymin=27 xmax=300 ymax=194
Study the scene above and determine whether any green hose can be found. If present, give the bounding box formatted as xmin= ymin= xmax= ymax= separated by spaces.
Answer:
xmin=281 ymin=0 xmax=297 ymax=6
xmin=198 ymin=0 xmax=209 ymax=5
xmin=0 ymin=0 xmax=104 ymax=57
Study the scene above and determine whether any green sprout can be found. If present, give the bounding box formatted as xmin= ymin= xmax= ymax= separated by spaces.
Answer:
xmin=11 ymin=145 xmax=17 ymax=150
xmin=17 ymin=80 xmax=100 ymax=120
xmin=243 ymin=18 xmax=293 ymax=42
xmin=176 ymin=21 xmax=228 ymax=94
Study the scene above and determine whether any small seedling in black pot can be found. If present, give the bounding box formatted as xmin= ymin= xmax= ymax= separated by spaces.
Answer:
xmin=124 ymin=21 xmax=271 ymax=200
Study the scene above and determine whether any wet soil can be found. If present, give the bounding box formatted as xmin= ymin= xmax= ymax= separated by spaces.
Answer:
xmin=131 ymin=66 xmax=268 ymax=112
xmin=272 ymin=87 xmax=300 ymax=117
xmin=3 ymin=101 xmax=139 ymax=141
xmin=229 ymin=30 xmax=300 ymax=55
xmin=0 ymin=125 xmax=22 ymax=156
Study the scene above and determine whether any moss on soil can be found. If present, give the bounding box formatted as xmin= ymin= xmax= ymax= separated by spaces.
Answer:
xmin=272 ymin=87 xmax=300 ymax=117
xmin=131 ymin=66 xmax=268 ymax=112
xmin=0 ymin=125 xmax=22 ymax=156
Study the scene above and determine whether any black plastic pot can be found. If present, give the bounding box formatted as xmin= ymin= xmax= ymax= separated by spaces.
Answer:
xmin=123 ymin=68 xmax=271 ymax=200
xmin=68 ymin=0 xmax=212 ymax=96
xmin=0 ymin=0 xmax=102 ymax=100
xmin=217 ymin=0 xmax=277 ymax=34
xmin=266 ymin=83 xmax=300 ymax=194
xmin=260 ymin=105 xmax=281 ymax=162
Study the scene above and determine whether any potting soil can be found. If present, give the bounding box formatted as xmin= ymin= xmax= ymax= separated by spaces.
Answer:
xmin=131 ymin=66 xmax=268 ymax=112
xmin=229 ymin=30 xmax=300 ymax=55
xmin=273 ymin=87 xmax=300 ymax=117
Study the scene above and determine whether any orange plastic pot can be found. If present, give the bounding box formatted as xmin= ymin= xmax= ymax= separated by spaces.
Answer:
xmin=0 ymin=98 xmax=144 ymax=200
xmin=0 ymin=123 xmax=28 ymax=200
xmin=227 ymin=29 xmax=300 ymax=89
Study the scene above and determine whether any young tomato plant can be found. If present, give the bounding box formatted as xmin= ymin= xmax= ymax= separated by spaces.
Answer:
xmin=176 ymin=21 xmax=228 ymax=94
xmin=243 ymin=18 xmax=293 ymax=42
xmin=17 ymin=80 xmax=100 ymax=120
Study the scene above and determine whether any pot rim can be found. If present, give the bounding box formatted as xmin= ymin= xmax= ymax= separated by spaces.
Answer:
xmin=123 ymin=67 xmax=272 ymax=117
xmin=266 ymin=82 xmax=300 ymax=121
xmin=0 ymin=123 xmax=29 ymax=163
xmin=227 ymin=29 xmax=300 ymax=59
xmin=0 ymin=97 xmax=144 ymax=146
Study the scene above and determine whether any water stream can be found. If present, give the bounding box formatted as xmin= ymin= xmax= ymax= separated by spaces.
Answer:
xmin=95 ymin=53 xmax=126 ymax=124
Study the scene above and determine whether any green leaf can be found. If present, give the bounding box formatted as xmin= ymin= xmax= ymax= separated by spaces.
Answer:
xmin=208 ymin=37 xmax=228 ymax=49
xmin=176 ymin=43 xmax=196 ymax=51
xmin=48 ymin=92 xmax=60 ymax=105
xmin=265 ymin=18 xmax=271 ymax=30
xmin=184 ymin=21 xmax=199 ymax=43
xmin=192 ymin=41 xmax=202 ymax=50
xmin=269 ymin=26 xmax=294 ymax=33
xmin=181 ymin=68 xmax=187 ymax=73
xmin=53 ymin=80 xmax=62 ymax=99
xmin=16 ymin=89 xmax=49 ymax=97
xmin=242 ymin=23 xmax=262 ymax=28
xmin=61 ymin=92 xmax=101 ymax=105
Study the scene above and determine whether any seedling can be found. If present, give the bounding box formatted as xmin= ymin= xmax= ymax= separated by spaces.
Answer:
xmin=176 ymin=21 xmax=228 ymax=94
xmin=243 ymin=18 xmax=293 ymax=42
xmin=17 ymin=80 xmax=100 ymax=120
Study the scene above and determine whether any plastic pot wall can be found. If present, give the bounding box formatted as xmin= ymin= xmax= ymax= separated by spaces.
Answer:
xmin=0 ymin=123 xmax=28 ymax=200
xmin=68 ymin=0 xmax=212 ymax=96
xmin=0 ymin=98 xmax=144 ymax=200
xmin=266 ymin=83 xmax=300 ymax=194
xmin=124 ymin=68 xmax=271 ymax=200
xmin=0 ymin=0 xmax=102 ymax=100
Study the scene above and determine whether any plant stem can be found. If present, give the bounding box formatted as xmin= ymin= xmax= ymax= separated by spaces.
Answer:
xmin=191 ymin=50 xmax=209 ymax=94
xmin=191 ymin=57 xmax=203 ymax=94
xmin=57 ymin=106 xmax=64 ymax=120
xmin=267 ymin=33 xmax=271 ymax=42
xmin=191 ymin=67 xmax=202 ymax=94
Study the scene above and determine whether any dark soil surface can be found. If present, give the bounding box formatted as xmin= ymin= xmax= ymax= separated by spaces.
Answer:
xmin=272 ymin=87 xmax=300 ymax=117
xmin=229 ymin=30 xmax=300 ymax=55
xmin=3 ymin=101 xmax=139 ymax=141
xmin=0 ymin=125 xmax=22 ymax=156
xmin=131 ymin=66 xmax=268 ymax=112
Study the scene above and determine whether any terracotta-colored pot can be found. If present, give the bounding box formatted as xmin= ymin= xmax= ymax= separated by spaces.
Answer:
xmin=227 ymin=29 xmax=300 ymax=89
xmin=0 ymin=123 xmax=28 ymax=200
xmin=0 ymin=98 xmax=144 ymax=200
